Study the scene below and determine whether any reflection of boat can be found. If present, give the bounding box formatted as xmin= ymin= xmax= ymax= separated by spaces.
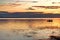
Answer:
xmin=32 ymin=6 xmax=60 ymax=9
xmin=50 ymin=36 xmax=60 ymax=40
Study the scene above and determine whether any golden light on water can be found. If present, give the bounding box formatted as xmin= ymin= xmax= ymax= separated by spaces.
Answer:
xmin=0 ymin=18 xmax=60 ymax=40
xmin=0 ymin=18 xmax=60 ymax=30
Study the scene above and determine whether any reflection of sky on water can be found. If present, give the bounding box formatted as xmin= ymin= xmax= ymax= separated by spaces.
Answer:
xmin=0 ymin=19 xmax=60 ymax=40
xmin=0 ymin=28 xmax=60 ymax=40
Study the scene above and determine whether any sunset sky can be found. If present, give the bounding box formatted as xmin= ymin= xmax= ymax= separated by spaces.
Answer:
xmin=0 ymin=0 xmax=60 ymax=13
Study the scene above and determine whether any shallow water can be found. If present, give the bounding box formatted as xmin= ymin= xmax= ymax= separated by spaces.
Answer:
xmin=0 ymin=28 xmax=60 ymax=40
xmin=0 ymin=20 xmax=60 ymax=40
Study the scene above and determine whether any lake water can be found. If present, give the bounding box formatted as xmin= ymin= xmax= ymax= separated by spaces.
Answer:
xmin=0 ymin=28 xmax=60 ymax=40
xmin=0 ymin=20 xmax=60 ymax=40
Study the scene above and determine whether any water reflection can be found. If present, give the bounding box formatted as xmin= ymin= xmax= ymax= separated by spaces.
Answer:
xmin=0 ymin=19 xmax=60 ymax=40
